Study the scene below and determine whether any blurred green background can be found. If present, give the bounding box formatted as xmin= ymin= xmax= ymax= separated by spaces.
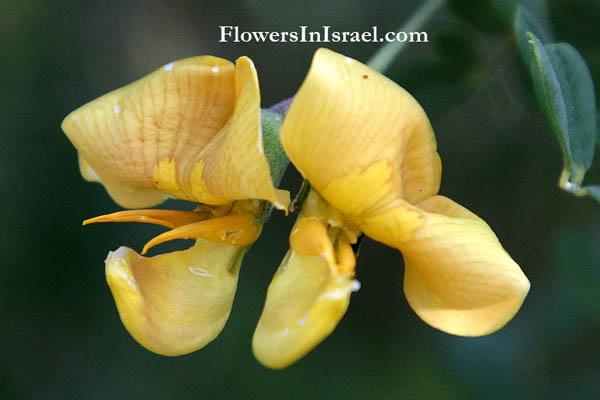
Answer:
xmin=3 ymin=0 xmax=599 ymax=398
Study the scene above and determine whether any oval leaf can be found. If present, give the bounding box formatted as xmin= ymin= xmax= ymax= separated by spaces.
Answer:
xmin=545 ymin=43 xmax=597 ymax=172
xmin=514 ymin=5 xmax=552 ymax=68
xmin=527 ymin=32 xmax=597 ymax=183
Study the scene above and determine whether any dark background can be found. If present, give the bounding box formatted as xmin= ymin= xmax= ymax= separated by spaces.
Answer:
xmin=3 ymin=0 xmax=599 ymax=398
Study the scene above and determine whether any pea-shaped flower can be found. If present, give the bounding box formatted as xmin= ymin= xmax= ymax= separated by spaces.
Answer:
xmin=253 ymin=48 xmax=530 ymax=369
xmin=62 ymin=56 xmax=288 ymax=356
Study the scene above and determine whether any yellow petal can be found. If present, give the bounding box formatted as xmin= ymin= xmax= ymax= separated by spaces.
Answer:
xmin=252 ymin=250 xmax=358 ymax=369
xmin=358 ymin=198 xmax=424 ymax=248
xmin=105 ymin=238 xmax=245 ymax=356
xmin=281 ymin=48 xmax=441 ymax=220
xmin=400 ymin=196 xmax=530 ymax=336
xmin=189 ymin=57 xmax=288 ymax=209
xmin=62 ymin=56 xmax=287 ymax=209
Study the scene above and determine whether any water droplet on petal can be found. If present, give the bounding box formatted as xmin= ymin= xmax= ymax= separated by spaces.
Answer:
xmin=189 ymin=267 xmax=212 ymax=277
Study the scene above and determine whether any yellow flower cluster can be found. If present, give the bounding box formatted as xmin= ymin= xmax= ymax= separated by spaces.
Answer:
xmin=61 ymin=48 xmax=529 ymax=368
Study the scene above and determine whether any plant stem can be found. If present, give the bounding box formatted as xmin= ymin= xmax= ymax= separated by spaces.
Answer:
xmin=367 ymin=0 xmax=448 ymax=73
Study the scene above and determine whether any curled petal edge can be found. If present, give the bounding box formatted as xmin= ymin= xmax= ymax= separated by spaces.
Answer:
xmin=63 ymin=56 xmax=288 ymax=211
xmin=398 ymin=196 xmax=530 ymax=336
xmin=106 ymin=238 xmax=246 ymax=356
xmin=280 ymin=48 xmax=441 ymax=218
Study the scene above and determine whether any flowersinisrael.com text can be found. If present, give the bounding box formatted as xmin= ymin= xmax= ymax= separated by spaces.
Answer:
xmin=219 ymin=26 xmax=428 ymax=44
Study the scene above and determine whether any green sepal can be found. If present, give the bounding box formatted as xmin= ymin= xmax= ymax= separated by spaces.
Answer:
xmin=261 ymin=109 xmax=289 ymax=187
xmin=256 ymin=109 xmax=290 ymax=224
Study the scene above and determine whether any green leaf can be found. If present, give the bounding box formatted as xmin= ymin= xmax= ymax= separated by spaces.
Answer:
xmin=527 ymin=32 xmax=597 ymax=185
xmin=597 ymin=110 xmax=600 ymax=144
xmin=546 ymin=43 xmax=597 ymax=170
xmin=514 ymin=5 xmax=552 ymax=68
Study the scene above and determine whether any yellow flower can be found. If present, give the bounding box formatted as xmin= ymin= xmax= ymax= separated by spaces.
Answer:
xmin=252 ymin=48 xmax=530 ymax=369
xmin=62 ymin=55 xmax=289 ymax=356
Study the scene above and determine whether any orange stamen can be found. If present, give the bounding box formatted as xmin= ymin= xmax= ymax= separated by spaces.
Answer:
xmin=83 ymin=209 xmax=209 ymax=229
xmin=141 ymin=213 xmax=261 ymax=254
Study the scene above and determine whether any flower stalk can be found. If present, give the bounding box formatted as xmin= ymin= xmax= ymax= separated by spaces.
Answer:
xmin=367 ymin=0 xmax=448 ymax=72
